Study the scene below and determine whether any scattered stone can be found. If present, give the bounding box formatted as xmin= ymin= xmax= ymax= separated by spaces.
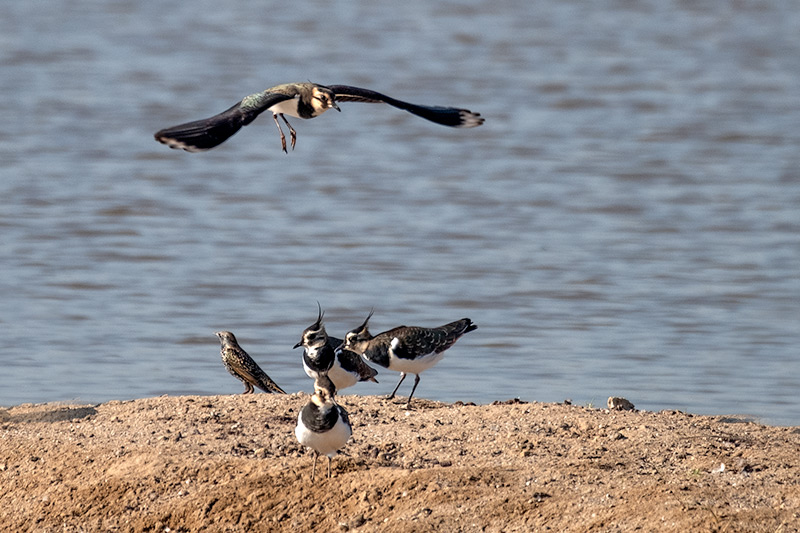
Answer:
xmin=341 ymin=514 xmax=366 ymax=529
xmin=492 ymin=398 xmax=528 ymax=406
xmin=607 ymin=397 xmax=635 ymax=411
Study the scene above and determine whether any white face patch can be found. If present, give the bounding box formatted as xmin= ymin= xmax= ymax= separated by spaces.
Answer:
xmin=306 ymin=344 xmax=323 ymax=359
xmin=303 ymin=329 xmax=326 ymax=349
xmin=344 ymin=333 xmax=366 ymax=354
xmin=310 ymin=88 xmax=337 ymax=115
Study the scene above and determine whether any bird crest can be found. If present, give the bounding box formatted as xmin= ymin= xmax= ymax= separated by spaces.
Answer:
xmin=294 ymin=302 xmax=329 ymax=350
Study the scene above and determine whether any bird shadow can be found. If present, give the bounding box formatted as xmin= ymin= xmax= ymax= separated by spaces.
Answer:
xmin=3 ymin=405 xmax=97 ymax=424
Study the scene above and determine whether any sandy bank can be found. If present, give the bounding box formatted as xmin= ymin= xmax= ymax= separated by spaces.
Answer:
xmin=1 ymin=394 xmax=798 ymax=531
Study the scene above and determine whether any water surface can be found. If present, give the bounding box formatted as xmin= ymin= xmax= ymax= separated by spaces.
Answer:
xmin=1 ymin=0 xmax=798 ymax=425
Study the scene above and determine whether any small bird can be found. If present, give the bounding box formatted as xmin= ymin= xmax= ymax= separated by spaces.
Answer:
xmin=215 ymin=331 xmax=286 ymax=394
xmin=294 ymin=305 xmax=379 ymax=390
xmin=295 ymin=375 xmax=352 ymax=481
xmin=342 ymin=312 xmax=477 ymax=408
xmin=154 ymin=82 xmax=484 ymax=153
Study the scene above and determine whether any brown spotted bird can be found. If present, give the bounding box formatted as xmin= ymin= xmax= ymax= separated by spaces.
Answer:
xmin=342 ymin=312 xmax=476 ymax=408
xmin=215 ymin=331 xmax=286 ymax=394
xmin=154 ymin=82 xmax=484 ymax=154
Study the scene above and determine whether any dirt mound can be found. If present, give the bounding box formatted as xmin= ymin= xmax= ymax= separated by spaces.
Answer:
xmin=1 ymin=395 xmax=798 ymax=531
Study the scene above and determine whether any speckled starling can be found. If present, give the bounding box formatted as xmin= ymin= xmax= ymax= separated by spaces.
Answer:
xmin=215 ymin=331 xmax=286 ymax=394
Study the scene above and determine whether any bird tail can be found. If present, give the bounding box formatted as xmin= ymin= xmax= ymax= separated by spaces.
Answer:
xmin=446 ymin=318 xmax=477 ymax=336
xmin=154 ymin=102 xmax=247 ymax=152
xmin=431 ymin=318 xmax=477 ymax=353
xmin=256 ymin=373 xmax=286 ymax=394
xmin=462 ymin=319 xmax=478 ymax=334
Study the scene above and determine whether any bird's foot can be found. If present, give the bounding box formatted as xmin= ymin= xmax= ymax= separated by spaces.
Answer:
xmin=387 ymin=396 xmax=414 ymax=409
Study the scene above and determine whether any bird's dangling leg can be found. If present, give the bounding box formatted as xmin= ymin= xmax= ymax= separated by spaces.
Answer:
xmin=272 ymin=113 xmax=288 ymax=153
xmin=280 ymin=114 xmax=297 ymax=150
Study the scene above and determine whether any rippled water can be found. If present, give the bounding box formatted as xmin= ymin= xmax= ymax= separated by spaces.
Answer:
xmin=1 ymin=0 xmax=798 ymax=425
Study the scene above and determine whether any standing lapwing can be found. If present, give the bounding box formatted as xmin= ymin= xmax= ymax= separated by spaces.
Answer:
xmin=342 ymin=312 xmax=476 ymax=408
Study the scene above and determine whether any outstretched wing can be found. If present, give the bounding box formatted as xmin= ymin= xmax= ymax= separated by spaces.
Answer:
xmin=154 ymin=91 xmax=295 ymax=152
xmin=327 ymin=85 xmax=484 ymax=128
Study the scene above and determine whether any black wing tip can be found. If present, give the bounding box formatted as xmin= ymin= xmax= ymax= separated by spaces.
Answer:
xmin=153 ymin=103 xmax=247 ymax=152
xmin=406 ymin=105 xmax=484 ymax=128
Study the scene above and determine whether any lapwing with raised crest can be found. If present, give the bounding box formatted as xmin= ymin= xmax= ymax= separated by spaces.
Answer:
xmin=155 ymin=82 xmax=484 ymax=153
xmin=294 ymin=375 xmax=352 ymax=481
xmin=215 ymin=331 xmax=286 ymax=394
xmin=293 ymin=304 xmax=336 ymax=381
xmin=294 ymin=305 xmax=379 ymax=390
xmin=342 ymin=312 xmax=477 ymax=408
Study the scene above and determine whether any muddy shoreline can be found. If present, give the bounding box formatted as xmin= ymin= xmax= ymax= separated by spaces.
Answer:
xmin=1 ymin=394 xmax=798 ymax=531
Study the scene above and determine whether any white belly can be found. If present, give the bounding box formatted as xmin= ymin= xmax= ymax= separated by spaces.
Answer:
xmin=388 ymin=339 xmax=446 ymax=374
xmin=327 ymin=362 xmax=358 ymax=391
xmin=269 ymin=96 xmax=301 ymax=118
xmin=302 ymin=360 xmax=320 ymax=380
xmin=295 ymin=412 xmax=352 ymax=457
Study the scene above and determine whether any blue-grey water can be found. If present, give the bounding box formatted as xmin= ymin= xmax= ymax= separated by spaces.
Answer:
xmin=1 ymin=0 xmax=798 ymax=425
